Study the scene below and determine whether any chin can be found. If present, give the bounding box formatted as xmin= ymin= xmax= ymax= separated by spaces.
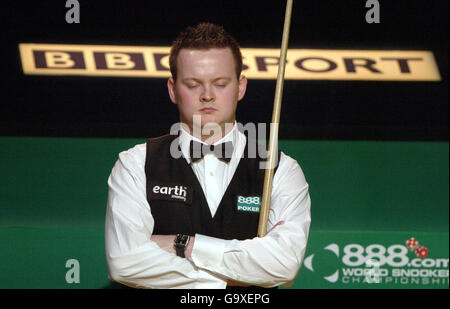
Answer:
xmin=201 ymin=121 xmax=222 ymax=131
xmin=200 ymin=115 xmax=219 ymax=125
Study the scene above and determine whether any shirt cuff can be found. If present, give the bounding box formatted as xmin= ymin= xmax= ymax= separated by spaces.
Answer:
xmin=190 ymin=234 xmax=227 ymax=271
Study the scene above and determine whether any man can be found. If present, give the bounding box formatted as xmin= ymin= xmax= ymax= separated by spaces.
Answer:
xmin=105 ymin=22 xmax=311 ymax=288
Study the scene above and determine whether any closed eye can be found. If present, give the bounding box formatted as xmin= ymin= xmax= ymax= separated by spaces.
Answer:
xmin=186 ymin=83 xmax=199 ymax=89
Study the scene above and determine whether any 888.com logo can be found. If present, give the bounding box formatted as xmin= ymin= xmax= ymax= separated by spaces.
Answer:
xmin=303 ymin=240 xmax=449 ymax=287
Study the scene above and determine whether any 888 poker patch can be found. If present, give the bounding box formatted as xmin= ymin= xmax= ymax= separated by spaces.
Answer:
xmin=236 ymin=195 xmax=261 ymax=213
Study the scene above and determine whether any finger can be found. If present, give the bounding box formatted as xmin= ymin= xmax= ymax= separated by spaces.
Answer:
xmin=267 ymin=221 xmax=284 ymax=234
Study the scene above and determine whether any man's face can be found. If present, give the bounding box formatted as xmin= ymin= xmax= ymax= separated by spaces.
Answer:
xmin=167 ymin=48 xmax=247 ymax=136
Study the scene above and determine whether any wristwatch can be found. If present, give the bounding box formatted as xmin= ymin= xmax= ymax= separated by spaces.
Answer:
xmin=173 ymin=234 xmax=190 ymax=258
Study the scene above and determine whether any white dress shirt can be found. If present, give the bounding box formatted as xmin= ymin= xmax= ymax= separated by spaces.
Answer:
xmin=105 ymin=122 xmax=311 ymax=288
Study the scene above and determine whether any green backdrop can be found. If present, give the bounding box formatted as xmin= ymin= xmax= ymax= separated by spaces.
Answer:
xmin=0 ymin=137 xmax=448 ymax=288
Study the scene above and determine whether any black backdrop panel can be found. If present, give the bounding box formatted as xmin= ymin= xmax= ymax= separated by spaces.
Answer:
xmin=1 ymin=0 xmax=448 ymax=140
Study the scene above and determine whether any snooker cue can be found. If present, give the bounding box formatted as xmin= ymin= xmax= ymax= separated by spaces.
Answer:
xmin=257 ymin=0 xmax=293 ymax=237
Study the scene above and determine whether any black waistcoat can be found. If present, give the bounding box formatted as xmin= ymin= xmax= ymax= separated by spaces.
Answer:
xmin=145 ymin=132 xmax=280 ymax=240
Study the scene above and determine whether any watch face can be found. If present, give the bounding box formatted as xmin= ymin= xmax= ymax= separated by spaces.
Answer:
xmin=175 ymin=234 xmax=189 ymax=246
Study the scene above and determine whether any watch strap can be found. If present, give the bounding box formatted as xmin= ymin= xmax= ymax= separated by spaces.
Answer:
xmin=175 ymin=245 xmax=185 ymax=258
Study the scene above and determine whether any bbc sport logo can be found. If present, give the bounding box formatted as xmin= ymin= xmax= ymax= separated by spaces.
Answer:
xmin=303 ymin=237 xmax=449 ymax=287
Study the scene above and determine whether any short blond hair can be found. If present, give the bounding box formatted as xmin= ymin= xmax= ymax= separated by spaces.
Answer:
xmin=169 ymin=22 xmax=243 ymax=81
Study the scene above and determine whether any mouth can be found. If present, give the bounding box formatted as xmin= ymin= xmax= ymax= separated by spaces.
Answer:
xmin=199 ymin=107 xmax=217 ymax=113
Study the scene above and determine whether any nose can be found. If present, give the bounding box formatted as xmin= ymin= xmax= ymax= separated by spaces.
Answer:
xmin=200 ymin=85 xmax=215 ymax=103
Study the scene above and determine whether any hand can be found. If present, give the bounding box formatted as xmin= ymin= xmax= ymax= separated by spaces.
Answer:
xmin=227 ymin=280 xmax=251 ymax=287
xmin=267 ymin=220 xmax=284 ymax=234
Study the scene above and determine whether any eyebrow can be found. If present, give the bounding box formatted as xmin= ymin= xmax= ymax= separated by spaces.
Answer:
xmin=181 ymin=77 xmax=232 ymax=83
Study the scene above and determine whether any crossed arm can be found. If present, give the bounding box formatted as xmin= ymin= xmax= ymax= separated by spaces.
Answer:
xmin=150 ymin=221 xmax=284 ymax=287
xmin=150 ymin=222 xmax=284 ymax=259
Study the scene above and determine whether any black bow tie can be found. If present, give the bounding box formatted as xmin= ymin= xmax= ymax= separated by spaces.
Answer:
xmin=189 ymin=140 xmax=234 ymax=163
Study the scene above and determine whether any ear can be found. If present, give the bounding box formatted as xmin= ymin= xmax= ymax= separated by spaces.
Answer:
xmin=167 ymin=77 xmax=177 ymax=104
xmin=237 ymin=75 xmax=247 ymax=101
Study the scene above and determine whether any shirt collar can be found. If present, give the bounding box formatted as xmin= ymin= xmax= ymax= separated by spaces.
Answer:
xmin=179 ymin=121 xmax=238 ymax=162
